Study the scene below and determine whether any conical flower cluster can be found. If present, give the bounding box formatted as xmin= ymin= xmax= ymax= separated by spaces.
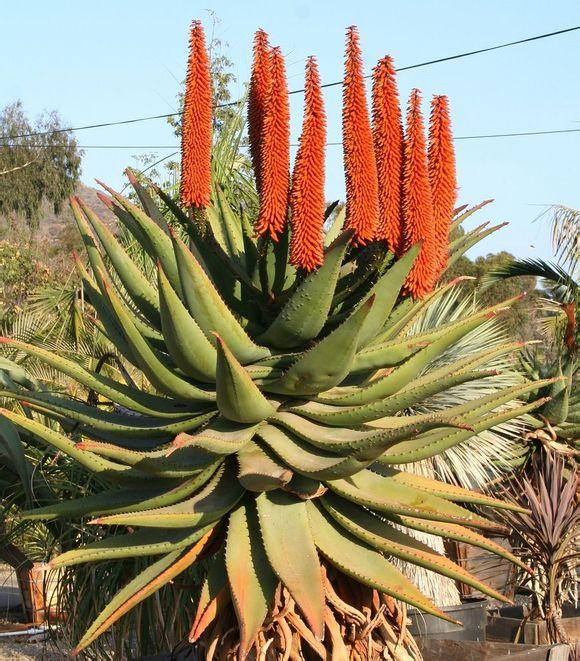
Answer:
xmin=180 ymin=20 xmax=212 ymax=209
xmin=255 ymin=47 xmax=290 ymax=241
xmin=372 ymin=56 xmax=404 ymax=254
xmin=428 ymin=95 xmax=457 ymax=272
xmin=402 ymin=89 xmax=437 ymax=299
xmin=289 ymin=57 xmax=327 ymax=271
xmin=248 ymin=29 xmax=271 ymax=195
xmin=179 ymin=22 xmax=457 ymax=294
xmin=342 ymin=26 xmax=380 ymax=245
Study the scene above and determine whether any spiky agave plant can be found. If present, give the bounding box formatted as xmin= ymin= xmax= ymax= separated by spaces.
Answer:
xmin=0 ymin=21 xmax=560 ymax=659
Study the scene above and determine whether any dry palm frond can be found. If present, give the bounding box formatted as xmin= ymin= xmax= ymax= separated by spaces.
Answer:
xmin=535 ymin=204 xmax=580 ymax=276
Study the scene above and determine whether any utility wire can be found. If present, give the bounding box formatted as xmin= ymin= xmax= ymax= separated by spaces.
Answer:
xmin=0 ymin=25 xmax=577 ymax=142
xmin=3 ymin=126 xmax=580 ymax=149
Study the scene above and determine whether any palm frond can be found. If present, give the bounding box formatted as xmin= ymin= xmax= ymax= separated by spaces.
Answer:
xmin=536 ymin=204 xmax=580 ymax=275
xmin=483 ymin=258 xmax=578 ymax=303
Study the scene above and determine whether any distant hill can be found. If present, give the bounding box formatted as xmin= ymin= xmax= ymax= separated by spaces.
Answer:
xmin=35 ymin=181 xmax=116 ymax=246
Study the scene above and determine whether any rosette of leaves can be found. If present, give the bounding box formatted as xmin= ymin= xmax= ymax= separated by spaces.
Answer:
xmin=0 ymin=188 xmax=558 ymax=658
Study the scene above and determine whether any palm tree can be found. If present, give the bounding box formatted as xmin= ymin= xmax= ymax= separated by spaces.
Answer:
xmin=484 ymin=204 xmax=578 ymax=456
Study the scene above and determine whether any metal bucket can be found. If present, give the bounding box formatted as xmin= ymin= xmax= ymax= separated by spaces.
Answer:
xmin=408 ymin=598 xmax=488 ymax=642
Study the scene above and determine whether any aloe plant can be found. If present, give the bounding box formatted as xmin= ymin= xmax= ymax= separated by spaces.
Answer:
xmin=0 ymin=22 xmax=559 ymax=659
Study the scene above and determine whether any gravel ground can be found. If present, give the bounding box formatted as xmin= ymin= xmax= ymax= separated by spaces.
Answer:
xmin=0 ymin=635 xmax=69 ymax=660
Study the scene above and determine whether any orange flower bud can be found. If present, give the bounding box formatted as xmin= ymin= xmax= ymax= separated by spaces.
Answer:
xmin=342 ymin=26 xmax=379 ymax=246
xmin=290 ymin=57 xmax=327 ymax=271
xmin=402 ymin=89 xmax=437 ymax=299
xmin=248 ymin=29 xmax=271 ymax=195
xmin=255 ymin=47 xmax=290 ymax=241
xmin=428 ymin=95 xmax=457 ymax=274
xmin=372 ymin=56 xmax=404 ymax=254
xmin=180 ymin=20 xmax=212 ymax=209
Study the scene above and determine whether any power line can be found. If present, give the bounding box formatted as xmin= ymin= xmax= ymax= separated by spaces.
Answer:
xmin=2 ymin=125 xmax=580 ymax=150
xmin=0 ymin=25 xmax=577 ymax=143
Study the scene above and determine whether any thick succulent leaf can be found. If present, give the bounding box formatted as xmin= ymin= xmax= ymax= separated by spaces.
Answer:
xmin=70 ymin=197 xmax=110 ymax=287
xmin=0 ymin=338 xmax=196 ymax=418
xmin=51 ymin=523 xmax=215 ymax=568
xmin=0 ymin=416 xmax=33 ymax=503
xmin=125 ymin=168 xmax=170 ymax=231
xmin=92 ymin=461 xmax=244 ymax=528
xmin=370 ymin=466 xmax=526 ymax=512
xmin=214 ymin=334 xmax=276 ymax=423
xmin=20 ymin=465 xmax=219 ymax=521
xmin=292 ymin=370 xmax=496 ymax=427
xmin=190 ymin=549 xmax=231 ymax=642
xmin=77 ymin=441 xmax=219 ymax=477
xmin=73 ymin=529 xmax=214 ymax=654
xmin=328 ymin=469 xmax=499 ymax=530
xmin=266 ymin=296 xmax=374 ymax=395
xmin=378 ymin=389 xmax=557 ymax=464
xmin=256 ymin=491 xmax=325 ymax=638
xmin=97 ymin=181 xmax=183 ymax=294
xmin=351 ymin=337 xmax=426 ymax=372
xmin=206 ymin=187 xmax=246 ymax=267
xmin=172 ymin=231 xmax=269 ymax=363
xmin=258 ymin=231 xmax=351 ymax=349
xmin=171 ymin=417 xmax=259 ymax=457
xmin=93 ymin=265 xmax=163 ymax=346
xmin=78 ymin=197 xmax=161 ymax=326
xmin=306 ymin=501 xmax=458 ymax=624
xmin=271 ymin=410 xmax=463 ymax=460
xmin=317 ymin=309 xmax=501 ymax=405
xmin=321 ymin=494 xmax=511 ymax=603
xmin=77 ymin=272 xmax=141 ymax=361
xmin=449 ymin=199 xmax=493 ymax=233
xmin=323 ymin=205 xmax=345 ymax=247
xmin=2 ymin=391 xmax=214 ymax=439
xmin=355 ymin=314 xmax=521 ymax=374
xmin=0 ymin=408 xmax=135 ymax=478
xmin=100 ymin=277 xmax=215 ymax=403
xmin=356 ymin=243 xmax=420 ymax=347
xmin=283 ymin=474 xmax=327 ymax=499
xmin=375 ymin=276 xmax=474 ymax=343
xmin=388 ymin=513 xmax=529 ymax=571
xmin=237 ymin=440 xmax=293 ymax=491
xmin=158 ymin=265 xmax=217 ymax=382
xmin=446 ymin=222 xmax=507 ymax=270
xmin=226 ymin=502 xmax=278 ymax=658
xmin=257 ymin=424 xmax=366 ymax=480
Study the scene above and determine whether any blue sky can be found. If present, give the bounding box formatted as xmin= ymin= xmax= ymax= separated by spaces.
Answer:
xmin=2 ymin=0 xmax=579 ymax=260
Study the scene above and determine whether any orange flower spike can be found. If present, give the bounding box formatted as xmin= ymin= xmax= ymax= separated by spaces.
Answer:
xmin=180 ymin=20 xmax=212 ymax=209
xmin=428 ymin=95 xmax=457 ymax=273
xmin=342 ymin=26 xmax=380 ymax=245
xmin=255 ymin=47 xmax=291 ymax=241
xmin=372 ymin=56 xmax=404 ymax=254
xmin=290 ymin=57 xmax=327 ymax=271
xmin=402 ymin=89 xmax=437 ymax=299
xmin=248 ymin=29 xmax=271 ymax=194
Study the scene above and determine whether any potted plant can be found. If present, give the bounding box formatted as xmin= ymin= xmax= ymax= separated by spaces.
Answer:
xmin=487 ymin=449 xmax=579 ymax=646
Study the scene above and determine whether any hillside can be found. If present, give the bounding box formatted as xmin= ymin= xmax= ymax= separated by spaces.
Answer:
xmin=35 ymin=181 xmax=116 ymax=246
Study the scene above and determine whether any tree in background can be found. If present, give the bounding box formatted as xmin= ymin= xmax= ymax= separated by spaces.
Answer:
xmin=444 ymin=224 xmax=539 ymax=341
xmin=0 ymin=101 xmax=81 ymax=232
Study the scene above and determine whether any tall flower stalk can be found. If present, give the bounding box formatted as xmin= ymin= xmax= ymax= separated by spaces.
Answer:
xmin=372 ymin=56 xmax=404 ymax=254
xmin=428 ymin=95 xmax=457 ymax=273
xmin=180 ymin=20 xmax=212 ymax=209
xmin=402 ymin=89 xmax=437 ymax=298
xmin=247 ymin=29 xmax=271 ymax=196
xmin=342 ymin=26 xmax=379 ymax=245
xmin=255 ymin=47 xmax=290 ymax=241
xmin=289 ymin=57 xmax=326 ymax=271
